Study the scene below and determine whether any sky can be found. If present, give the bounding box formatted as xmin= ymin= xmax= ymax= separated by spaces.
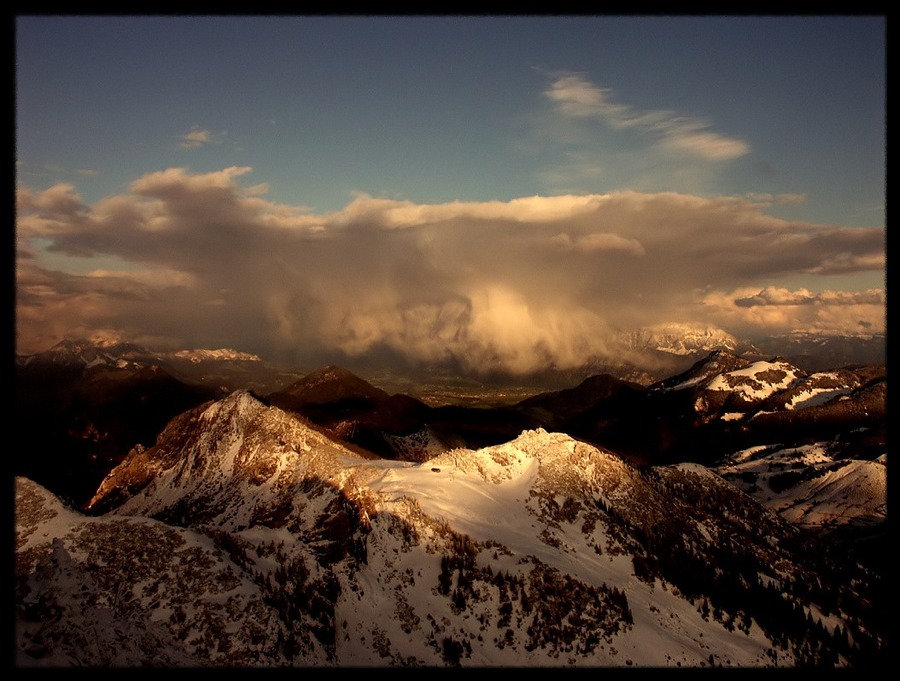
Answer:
xmin=15 ymin=15 xmax=887 ymax=375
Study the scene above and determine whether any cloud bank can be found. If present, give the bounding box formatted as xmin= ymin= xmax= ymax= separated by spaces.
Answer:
xmin=16 ymin=167 xmax=885 ymax=373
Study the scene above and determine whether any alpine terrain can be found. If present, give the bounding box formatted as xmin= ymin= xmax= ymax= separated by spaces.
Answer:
xmin=15 ymin=344 xmax=887 ymax=667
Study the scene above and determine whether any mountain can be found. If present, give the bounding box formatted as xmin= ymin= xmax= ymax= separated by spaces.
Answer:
xmin=15 ymin=337 xmax=151 ymax=370
xmin=13 ymin=338 xmax=309 ymax=507
xmin=640 ymin=322 xmax=745 ymax=356
xmin=16 ymin=338 xmax=303 ymax=395
xmin=15 ymin=390 xmax=886 ymax=667
xmin=14 ymin=357 xmax=219 ymax=508
xmin=601 ymin=325 xmax=882 ymax=382
xmin=17 ymin=338 xmax=884 ymax=511
xmin=716 ymin=444 xmax=887 ymax=531
xmin=714 ymin=441 xmax=888 ymax=578
xmin=268 ymin=364 xmax=541 ymax=461
xmin=268 ymin=364 xmax=392 ymax=408
xmin=763 ymin=331 xmax=887 ymax=372
xmin=514 ymin=350 xmax=886 ymax=467
xmin=396 ymin=325 xmax=883 ymax=390
xmin=517 ymin=373 xmax=644 ymax=425
xmin=267 ymin=365 xmax=436 ymax=459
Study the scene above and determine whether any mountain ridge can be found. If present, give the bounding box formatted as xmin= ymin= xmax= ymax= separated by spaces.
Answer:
xmin=17 ymin=387 xmax=886 ymax=666
xmin=16 ymin=340 xmax=885 ymax=507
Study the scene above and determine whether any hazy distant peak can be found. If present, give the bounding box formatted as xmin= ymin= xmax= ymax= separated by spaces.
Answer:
xmin=643 ymin=322 xmax=740 ymax=356
xmin=162 ymin=348 xmax=262 ymax=363
xmin=18 ymin=338 xmax=266 ymax=372
xmin=17 ymin=337 xmax=144 ymax=368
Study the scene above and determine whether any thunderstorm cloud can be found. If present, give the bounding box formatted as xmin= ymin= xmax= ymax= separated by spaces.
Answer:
xmin=16 ymin=167 xmax=885 ymax=373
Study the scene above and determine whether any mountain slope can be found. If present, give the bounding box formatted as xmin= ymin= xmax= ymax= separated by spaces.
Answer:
xmin=716 ymin=444 xmax=887 ymax=530
xmin=513 ymin=351 xmax=885 ymax=468
xmin=15 ymin=357 xmax=219 ymax=507
xmin=16 ymin=477 xmax=302 ymax=666
xmin=16 ymin=391 xmax=886 ymax=667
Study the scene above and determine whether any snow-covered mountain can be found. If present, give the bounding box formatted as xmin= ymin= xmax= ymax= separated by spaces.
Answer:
xmin=639 ymin=322 xmax=743 ymax=356
xmin=16 ymin=390 xmax=886 ymax=667
xmin=513 ymin=350 xmax=885 ymax=469
xmin=16 ymin=338 xmax=301 ymax=395
xmin=614 ymin=324 xmax=883 ymax=376
xmin=15 ymin=338 xmax=150 ymax=371
xmin=653 ymin=351 xmax=794 ymax=395
xmin=765 ymin=331 xmax=886 ymax=372
xmin=716 ymin=444 xmax=887 ymax=530
xmin=15 ymin=338 xmax=260 ymax=369
xmin=161 ymin=348 xmax=263 ymax=363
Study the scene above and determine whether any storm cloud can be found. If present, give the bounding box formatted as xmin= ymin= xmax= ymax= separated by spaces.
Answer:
xmin=16 ymin=167 xmax=885 ymax=373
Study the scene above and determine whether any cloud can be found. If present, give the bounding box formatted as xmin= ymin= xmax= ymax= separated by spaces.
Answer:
xmin=544 ymin=73 xmax=750 ymax=161
xmin=15 ymin=167 xmax=885 ymax=371
xmin=733 ymin=288 xmax=817 ymax=307
xmin=733 ymin=287 xmax=885 ymax=308
xmin=549 ymin=231 xmax=646 ymax=256
xmin=702 ymin=286 xmax=886 ymax=339
xmin=17 ymin=183 xmax=88 ymax=225
xmin=744 ymin=192 xmax=807 ymax=205
xmin=178 ymin=126 xmax=222 ymax=150
xmin=661 ymin=131 xmax=750 ymax=161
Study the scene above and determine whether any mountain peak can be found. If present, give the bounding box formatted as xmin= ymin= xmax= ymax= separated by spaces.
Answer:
xmin=200 ymin=388 xmax=267 ymax=420
xmin=86 ymin=389 xmax=367 ymax=521
xmin=643 ymin=322 xmax=740 ymax=356
xmin=269 ymin=364 xmax=391 ymax=407
xmin=651 ymin=349 xmax=752 ymax=392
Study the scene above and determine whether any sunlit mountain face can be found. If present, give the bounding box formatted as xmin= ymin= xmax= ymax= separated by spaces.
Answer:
xmin=14 ymin=338 xmax=886 ymax=668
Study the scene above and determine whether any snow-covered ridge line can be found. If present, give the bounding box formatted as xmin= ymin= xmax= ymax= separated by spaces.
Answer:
xmin=16 ymin=338 xmax=263 ymax=367
xmin=162 ymin=348 xmax=262 ymax=362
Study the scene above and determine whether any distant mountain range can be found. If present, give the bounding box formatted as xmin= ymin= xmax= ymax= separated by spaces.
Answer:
xmin=14 ymin=340 xmax=304 ymax=506
xmin=14 ymin=336 xmax=887 ymax=667
xmin=15 ymin=338 xmax=302 ymax=394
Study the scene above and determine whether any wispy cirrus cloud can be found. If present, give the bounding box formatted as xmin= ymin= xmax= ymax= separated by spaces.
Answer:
xmin=544 ymin=73 xmax=750 ymax=161
xmin=743 ymin=192 xmax=807 ymax=205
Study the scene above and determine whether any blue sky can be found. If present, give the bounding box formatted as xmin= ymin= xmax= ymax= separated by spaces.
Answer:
xmin=15 ymin=15 xmax=886 ymax=370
